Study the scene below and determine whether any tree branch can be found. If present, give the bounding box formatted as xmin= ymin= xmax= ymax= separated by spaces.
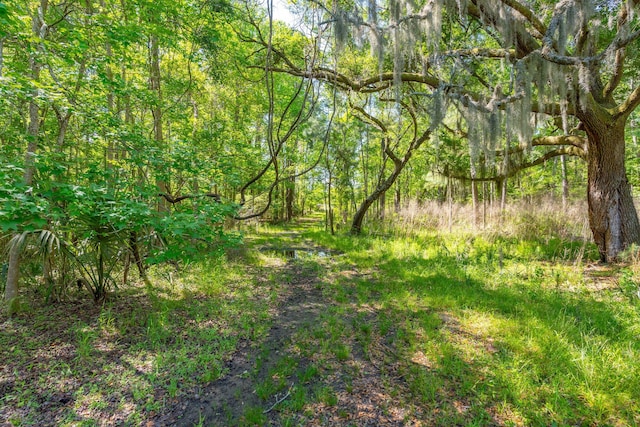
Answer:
xmin=158 ymin=193 xmax=221 ymax=204
xmin=532 ymin=135 xmax=587 ymax=152
xmin=468 ymin=0 xmax=540 ymax=58
xmin=616 ymin=84 xmax=640 ymax=120
xmin=499 ymin=0 xmax=547 ymax=39
xmin=441 ymin=48 xmax=517 ymax=59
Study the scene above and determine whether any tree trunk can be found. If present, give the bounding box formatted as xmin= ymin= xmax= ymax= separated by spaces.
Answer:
xmin=482 ymin=181 xmax=488 ymax=229
xmin=560 ymin=154 xmax=569 ymax=208
xmin=285 ymin=179 xmax=294 ymax=222
xmin=0 ymin=37 xmax=4 ymax=77
xmin=379 ymin=190 xmax=386 ymax=220
xmin=351 ymin=126 xmax=430 ymax=234
xmin=129 ymin=231 xmax=151 ymax=287
xmin=5 ymin=4 xmax=45 ymax=304
xmin=585 ymin=119 xmax=640 ymax=262
xmin=471 ymin=179 xmax=480 ymax=228
xmin=150 ymin=34 xmax=168 ymax=211
xmin=5 ymin=242 xmax=21 ymax=302
xmin=327 ymin=166 xmax=335 ymax=235
xmin=351 ymin=162 xmax=404 ymax=234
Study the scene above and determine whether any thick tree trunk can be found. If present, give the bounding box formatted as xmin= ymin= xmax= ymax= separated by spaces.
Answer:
xmin=585 ymin=119 xmax=640 ymax=262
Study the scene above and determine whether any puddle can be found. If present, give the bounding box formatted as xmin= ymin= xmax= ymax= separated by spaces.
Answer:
xmin=260 ymin=248 xmax=341 ymax=259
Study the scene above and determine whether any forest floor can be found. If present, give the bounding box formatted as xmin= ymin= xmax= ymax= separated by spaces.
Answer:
xmin=156 ymin=220 xmax=414 ymax=426
xmin=2 ymin=216 xmax=640 ymax=426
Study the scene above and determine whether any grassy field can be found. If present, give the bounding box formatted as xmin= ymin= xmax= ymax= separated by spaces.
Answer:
xmin=304 ymin=228 xmax=639 ymax=425
xmin=2 ymin=203 xmax=640 ymax=426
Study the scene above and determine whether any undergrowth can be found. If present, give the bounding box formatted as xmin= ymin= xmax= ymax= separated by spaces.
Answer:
xmin=297 ymin=202 xmax=640 ymax=426
xmin=3 ymin=202 xmax=640 ymax=426
xmin=0 ymin=258 xmax=276 ymax=426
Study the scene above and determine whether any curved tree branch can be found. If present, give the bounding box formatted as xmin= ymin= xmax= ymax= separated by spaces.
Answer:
xmin=616 ymin=84 xmax=640 ymax=120
xmin=499 ymin=0 xmax=547 ymax=39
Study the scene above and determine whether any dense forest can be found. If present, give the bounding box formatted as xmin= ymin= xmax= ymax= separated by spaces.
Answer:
xmin=2 ymin=0 xmax=640 ymax=425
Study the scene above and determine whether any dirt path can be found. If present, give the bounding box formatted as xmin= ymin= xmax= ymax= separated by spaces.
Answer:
xmin=155 ymin=231 xmax=335 ymax=426
xmin=155 ymin=228 xmax=414 ymax=426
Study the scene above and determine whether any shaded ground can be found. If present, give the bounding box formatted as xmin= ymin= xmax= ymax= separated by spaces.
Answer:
xmin=157 ymin=240 xmax=329 ymax=426
xmin=0 ymin=223 xmax=419 ymax=426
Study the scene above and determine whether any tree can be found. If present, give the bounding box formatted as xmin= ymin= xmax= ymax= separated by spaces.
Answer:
xmin=0 ymin=0 xmax=242 ymax=307
xmin=4 ymin=0 xmax=50 ymax=303
xmin=266 ymin=0 xmax=640 ymax=261
xmin=348 ymin=95 xmax=433 ymax=233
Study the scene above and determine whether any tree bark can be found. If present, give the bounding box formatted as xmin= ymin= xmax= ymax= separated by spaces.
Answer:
xmin=379 ymin=190 xmax=386 ymax=220
xmin=326 ymin=163 xmax=335 ymax=235
xmin=471 ymin=179 xmax=480 ymax=228
xmin=584 ymin=118 xmax=640 ymax=262
xmin=560 ymin=155 xmax=569 ymax=208
xmin=129 ymin=231 xmax=151 ymax=287
xmin=351 ymin=160 xmax=405 ymax=234
xmin=149 ymin=34 xmax=168 ymax=211
xmin=0 ymin=37 xmax=4 ymax=77
xmin=285 ymin=178 xmax=294 ymax=221
xmin=5 ymin=242 xmax=21 ymax=302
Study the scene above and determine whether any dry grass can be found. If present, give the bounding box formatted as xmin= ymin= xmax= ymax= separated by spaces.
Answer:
xmin=382 ymin=198 xmax=591 ymax=243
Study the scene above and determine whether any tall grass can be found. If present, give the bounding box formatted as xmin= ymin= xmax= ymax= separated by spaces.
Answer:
xmin=383 ymin=198 xmax=591 ymax=243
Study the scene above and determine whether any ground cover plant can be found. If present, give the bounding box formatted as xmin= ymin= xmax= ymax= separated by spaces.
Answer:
xmin=2 ymin=205 xmax=640 ymax=426
xmin=0 ymin=257 xmax=277 ymax=426
xmin=5 ymin=1 xmax=640 ymax=425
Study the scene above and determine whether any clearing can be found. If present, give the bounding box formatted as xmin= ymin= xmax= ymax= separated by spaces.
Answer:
xmin=2 ymin=218 xmax=640 ymax=426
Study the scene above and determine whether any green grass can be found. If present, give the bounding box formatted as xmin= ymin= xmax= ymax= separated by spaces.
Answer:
xmin=0 ymin=255 xmax=277 ymax=426
xmin=3 ymin=211 xmax=640 ymax=426
xmin=298 ymin=223 xmax=640 ymax=426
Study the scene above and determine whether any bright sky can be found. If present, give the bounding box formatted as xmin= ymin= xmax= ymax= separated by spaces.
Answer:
xmin=272 ymin=0 xmax=297 ymax=27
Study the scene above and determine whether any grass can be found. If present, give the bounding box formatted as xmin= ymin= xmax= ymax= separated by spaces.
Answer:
xmin=294 ymin=205 xmax=640 ymax=426
xmin=0 ymin=256 xmax=277 ymax=426
xmin=3 ymin=202 xmax=640 ymax=425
